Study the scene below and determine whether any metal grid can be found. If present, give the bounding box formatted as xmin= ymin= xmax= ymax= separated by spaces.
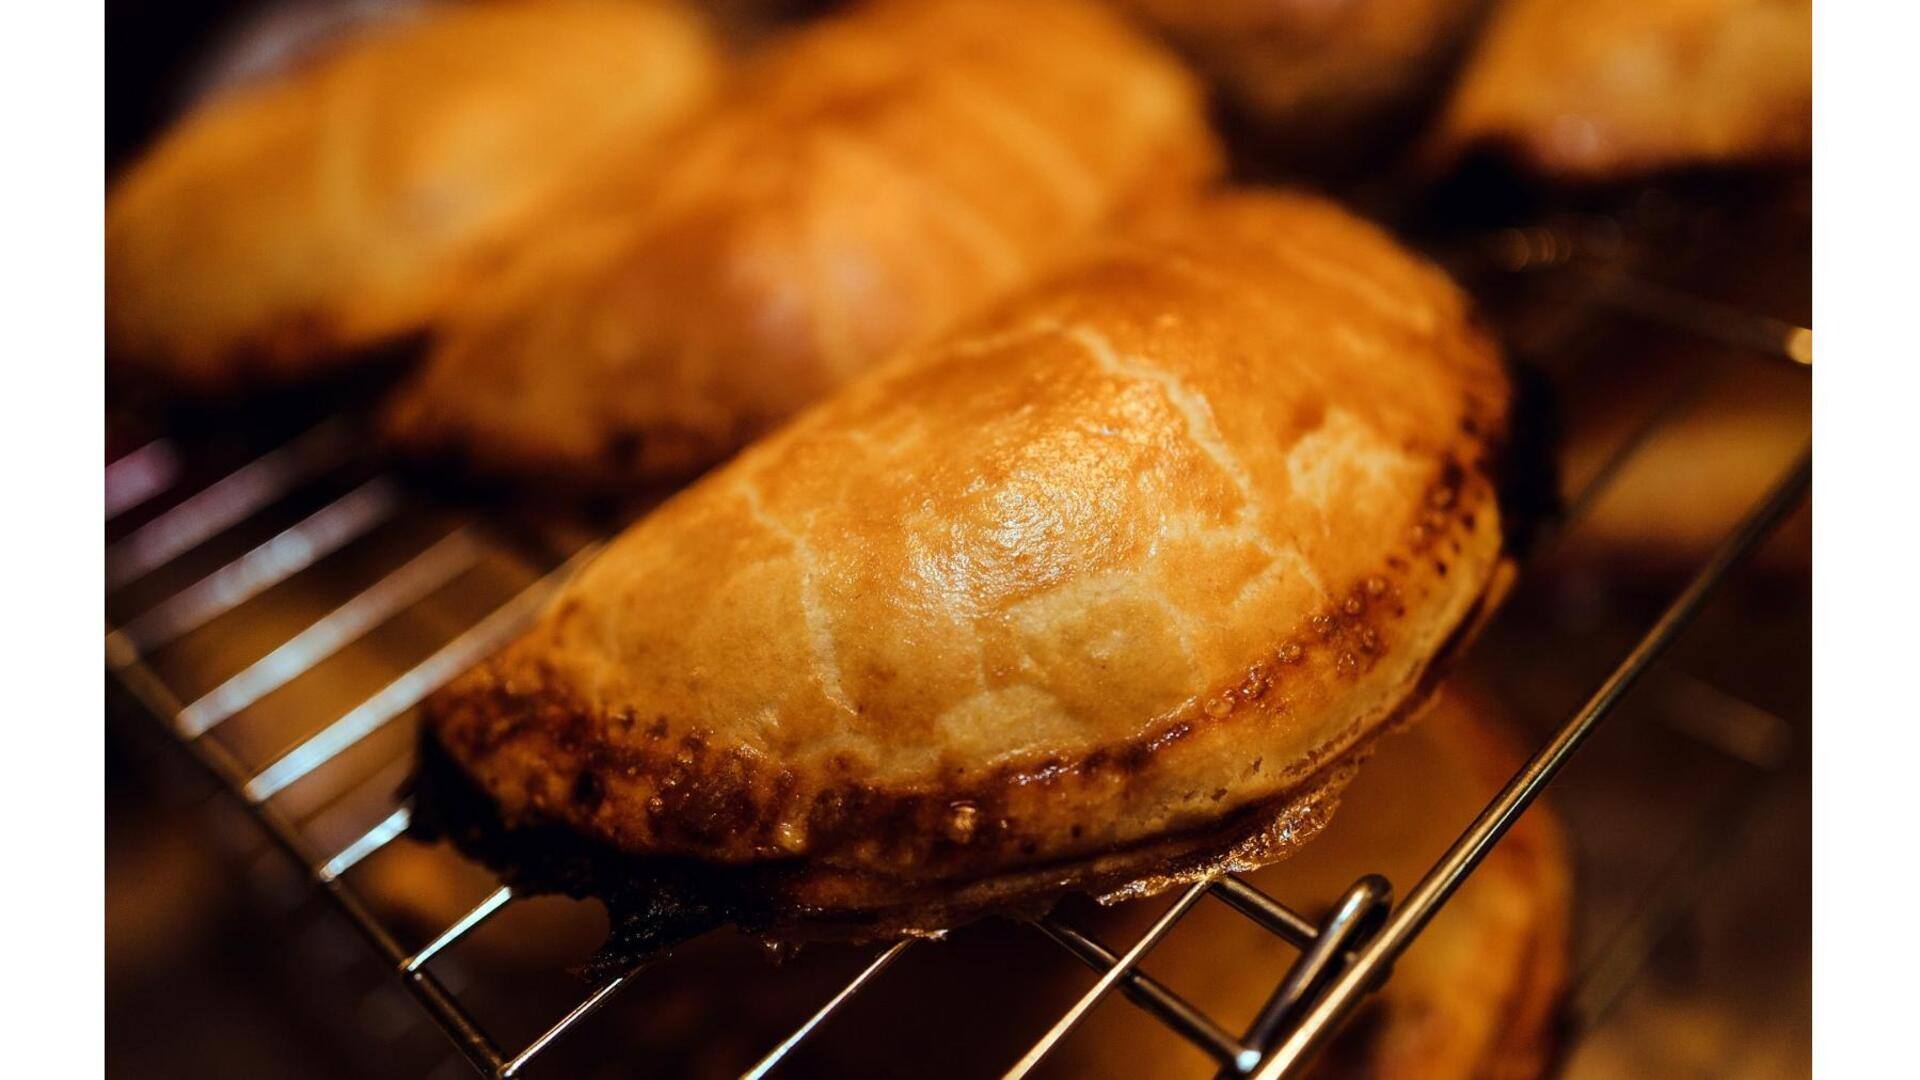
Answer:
xmin=103 ymin=206 xmax=1811 ymax=1078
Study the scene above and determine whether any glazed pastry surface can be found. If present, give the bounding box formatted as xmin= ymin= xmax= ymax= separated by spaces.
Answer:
xmin=384 ymin=0 xmax=1220 ymax=486
xmin=1432 ymin=0 xmax=1811 ymax=178
xmin=424 ymin=191 xmax=1511 ymax=921
xmin=106 ymin=0 xmax=721 ymax=389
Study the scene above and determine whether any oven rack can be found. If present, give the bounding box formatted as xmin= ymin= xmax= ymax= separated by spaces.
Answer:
xmin=104 ymin=224 xmax=1811 ymax=1079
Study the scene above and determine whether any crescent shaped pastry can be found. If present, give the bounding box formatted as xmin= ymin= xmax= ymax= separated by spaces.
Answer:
xmin=422 ymin=190 xmax=1513 ymax=937
xmin=382 ymin=0 xmax=1220 ymax=487
xmin=1430 ymin=0 xmax=1811 ymax=179
xmin=106 ymin=0 xmax=722 ymax=391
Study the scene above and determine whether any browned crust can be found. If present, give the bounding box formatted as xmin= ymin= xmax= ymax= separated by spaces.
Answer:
xmin=416 ymin=656 xmax=1434 ymax=973
xmin=426 ymin=439 xmax=1507 ymax=886
xmin=412 ymin=557 xmax=1504 ymax=988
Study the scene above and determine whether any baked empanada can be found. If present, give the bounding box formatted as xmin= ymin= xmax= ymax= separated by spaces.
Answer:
xmin=383 ymin=0 xmax=1220 ymax=486
xmin=1110 ymin=0 xmax=1488 ymax=167
xmin=421 ymin=190 xmax=1513 ymax=940
xmin=106 ymin=0 xmax=721 ymax=391
xmin=1431 ymin=0 xmax=1811 ymax=179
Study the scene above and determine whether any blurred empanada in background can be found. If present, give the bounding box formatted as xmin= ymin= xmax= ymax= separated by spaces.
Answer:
xmin=1430 ymin=0 xmax=1811 ymax=179
xmin=1109 ymin=0 xmax=1491 ymax=172
xmin=383 ymin=0 xmax=1219 ymax=489
xmin=106 ymin=0 xmax=722 ymax=392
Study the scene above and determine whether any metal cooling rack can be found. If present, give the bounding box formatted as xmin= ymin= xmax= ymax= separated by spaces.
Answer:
xmin=103 ymin=206 xmax=1811 ymax=1078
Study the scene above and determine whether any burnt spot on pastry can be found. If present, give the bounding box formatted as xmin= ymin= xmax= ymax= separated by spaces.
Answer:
xmin=571 ymin=768 xmax=605 ymax=811
xmin=407 ymin=709 xmax=1389 ymax=980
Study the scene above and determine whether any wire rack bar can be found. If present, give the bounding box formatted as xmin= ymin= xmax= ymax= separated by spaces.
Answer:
xmin=741 ymin=941 xmax=914 ymax=1080
xmin=175 ymin=527 xmax=486 ymax=738
xmin=1035 ymin=917 xmax=1247 ymax=1068
xmin=501 ymin=964 xmax=649 ymax=1078
xmin=107 ymin=417 xmax=356 ymax=589
xmin=404 ymin=886 xmax=515 ymax=973
xmin=106 ymin=437 xmax=181 ymax=520
xmin=109 ymin=476 xmax=401 ymax=660
xmin=1206 ymin=878 xmax=1317 ymax=950
xmin=1556 ymin=372 xmax=1714 ymax=531
xmin=319 ymin=805 xmax=415 ymax=882
xmin=1599 ymin=277 xmax=1813 ymax=365
xmin=243 ymin=546 xmax=597 ymax=803
xmin=1230 ymin=876 xmax=1390 ymax=1075
xmin=1006 ymin=878 xmax=1216 ymax=1079
xmin=1250 ymin=448 xmax=1811 ymax=1078
xmin=109 ymin=655 xmax=509 ymax=1075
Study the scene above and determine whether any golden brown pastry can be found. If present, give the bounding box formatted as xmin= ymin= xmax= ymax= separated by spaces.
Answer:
xmin=1110 ymin=0 xmax=1488 ymax=160
xmin=421 ymin=190 xmax=1513 ymax=937
xmin=1431 ymin=0 xmax=1811 ymax=179
xmin=403 ymin=689 xmax=1568 ymax=1078
xmin=106 ymin=0 xmax=722 ymax=391
xmin=1052 ymin=686 xmax=1569 ymax=1080
xmin=383 ymin=0 xmax=1220 ymax=486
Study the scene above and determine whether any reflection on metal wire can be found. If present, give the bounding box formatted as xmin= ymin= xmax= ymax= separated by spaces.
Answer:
xmin=175 ymin=527 xmax=485 ymax=737
xmin=107 ymin=417 xmax=356 ymax=589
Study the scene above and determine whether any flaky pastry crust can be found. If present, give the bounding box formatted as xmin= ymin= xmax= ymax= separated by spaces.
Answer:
xmin=383 ymin=0 xmax=1220 ymax=486
xmin=423 ymin=190 xmax=1513 ymax=931
xmin=106 ymin=0 xmax=721 ymax=391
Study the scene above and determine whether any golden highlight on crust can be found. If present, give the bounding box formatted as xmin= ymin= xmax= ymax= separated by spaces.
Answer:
xmin=423 ymin=189 xmax=1513 ymax=926
xmin=106 ymin=0 xmax=722 ymax=392
xmin=1430 ymin=0 xmax=1812 ymax=179
xmin=382 ymin=0 xmax=1221 ymax=487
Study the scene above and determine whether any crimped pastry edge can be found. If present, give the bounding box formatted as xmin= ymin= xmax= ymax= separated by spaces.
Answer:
xmin=411 ymin=541 xmax=1512 ymax=977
